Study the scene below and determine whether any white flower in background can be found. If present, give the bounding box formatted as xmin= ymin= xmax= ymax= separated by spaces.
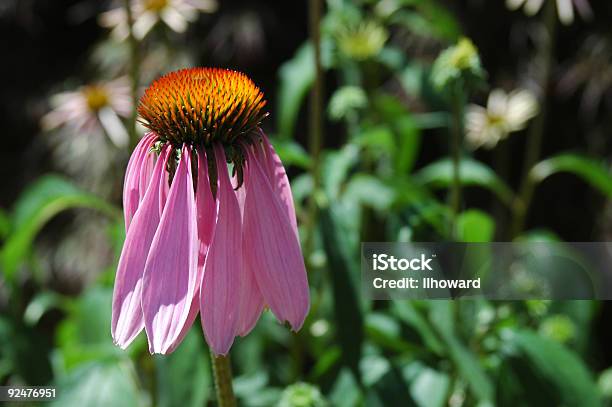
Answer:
xmin=465 ymin=89 xmax=539 ymax=149
xmin=506 ymin=0 xmax=592 ymax=25
xmin=41 ymin=77 xmax=131 ymax=148
xmin=100 ymin=0 xmax=218 ymax=41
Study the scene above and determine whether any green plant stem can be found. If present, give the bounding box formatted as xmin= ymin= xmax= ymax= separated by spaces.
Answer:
xmin=449 ymin=85 xmax=465 ymax=239
xmin=511 ymin=0 xmax=556 ymax=238
xmin=305 ymin=0 xmax=324 ymax=255
xmin=210 ymin=351 xmax=236 ymax=407
xmin=123 ymin=0 xmax=140 ymax=149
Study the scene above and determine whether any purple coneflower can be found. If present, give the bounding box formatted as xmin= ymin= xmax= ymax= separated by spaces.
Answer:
xmin=112 ymin=68 xmax=310 ymax=356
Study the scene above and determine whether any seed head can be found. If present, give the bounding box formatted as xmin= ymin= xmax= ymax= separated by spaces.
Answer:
xmin=138 ymin=67 xmax=268 ymax=145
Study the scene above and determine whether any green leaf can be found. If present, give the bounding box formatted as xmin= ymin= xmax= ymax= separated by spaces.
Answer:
xmin=321 ymin=146 xmax=359 ymax=200
xmin=328 ymin=86 xmax=368 ymax=121
xmin=24 ymin=291 xmax=64 ymax=326
xmin=354 ymin=126 xmax=395 ymax=156
xmin=393 ymin=116 xmax=421 ymax=174
xmin=343 ymin=174 xmax=395 ymax=211
xmin=503 ymin=329 xmax=601 ymax=407
xmin=52 ymin=361 xmax=144 ymax=407
xmin=390 ymin=1 xmax=461 ymax=41
xmin=429 ymin=301 xmax=494 ymax=403
xmin=402 ymin=362 xmax=450 ymax=407
xmin=1 ymin=175 xmax=121 ymax=281
xmin=320 ymin=205 xmax=364 ymax=383
xmin=271 ymin=138 xmax=312 ymax=169
xmin=329 ymin=368 xmax=362 ymax=407
xmin=366 ymin=313 xmax=415 ymax=353
xmin=277 ymin=39 xmax=332 ymax=140
xmin=0 ymin=208 xmax=10 ymax=240
xmin=234 ymin=371 xmax=283 ymax=407
xmin=391 ymin=302 xmax=444 ymax=355
xmin=156 ymin=329 xmax=211 ymax=407
xmin=55 ymin=287 xmax=127 ymax=371
xmin=415 ymin=158 xmax=514 ymax=206
xmin=456 ymin=210 xmax=495 ymax=242
xmin=530 ymin=153 xmax=612 ymax=197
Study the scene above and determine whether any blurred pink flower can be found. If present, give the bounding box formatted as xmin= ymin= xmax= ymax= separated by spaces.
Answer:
xmin=506 ymin=0 xmax=592 ymax=25
xmin=100 ymin=0 xmax=218 ymax=41
xmin=41 ymin=77 xmax=131 ymax=147
xmin=112 ymin=68 xmax=309 ymax=356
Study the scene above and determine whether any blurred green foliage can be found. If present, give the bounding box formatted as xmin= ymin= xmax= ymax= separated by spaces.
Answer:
xmin=2 ymin=0 xmax=612 ymax=406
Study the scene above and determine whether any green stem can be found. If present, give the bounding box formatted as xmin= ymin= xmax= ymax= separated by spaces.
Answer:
xmin=511 ymin=0 xmax=556 ymax=238
xmin=123 ymin=0 xmax=140 ymax=149
xmin=305 ymin=0 xmax=324 ymax=255
xmin=210 ymin=351 xmax=236 ymax=407
xmin=449 ymin=85 xmax=464 ymax=239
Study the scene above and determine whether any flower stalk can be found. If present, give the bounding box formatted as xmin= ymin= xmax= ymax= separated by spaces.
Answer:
xmin=210 ymin=352 xmax=236 ymax=407
xmin=449 ymin=84 xmax=465 ymax=238
xmin=511 ymin=0 xmax=557 ymax=237
xmin=306 ymin=0 xmax=324 ymax=254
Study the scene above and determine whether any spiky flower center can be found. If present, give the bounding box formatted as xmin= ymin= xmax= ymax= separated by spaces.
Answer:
xmin=84 ymin=85 xmax=110 ymax=112
xmin=138 ymin=68 xmax=268 ymax=146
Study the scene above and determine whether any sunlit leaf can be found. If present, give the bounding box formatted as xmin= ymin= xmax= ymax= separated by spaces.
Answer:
xmin=1 ymin=175 xmax=121 ymax=282
xmin=530 ymin=154 xmax=612 ymax=197
xmin=402 ymin=362 xmax=450 ymax=407
xmin=322 ymin=146 xmax=359 ymax=200
xmin=456 ymin=209 xmax=495 ymax=242
xmin=343 ymin=174 xmax=395 ymax=211
xmin=52 ymin=361 xmax=144 ymax=407
xmin=276 ymin=40 xmax=332 ymax=140
xmin=156 ymin=329 xmax=210 ymax=407
xmin=271 ymin=138 xmax=312 ymax=169
xmin=415 ymin=157 xmax=514 ymax=206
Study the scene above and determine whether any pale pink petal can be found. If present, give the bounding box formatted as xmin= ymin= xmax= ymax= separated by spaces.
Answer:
xmin=163 ymin=149 xmax=218 ymax=353
xmin=236 ymin=260 xmax=264 ymax=337
xmin=166 ymin=286 xmax=201 ymax=354
xmin=112 ymin=145 xmax=170 ymax=348
xmin=234 ymin=168 xmax=265 ymax=336
xmin=142 ymin=146 xmax=200 ymax=354
xmin=139 ymin=140 xmax=157 ymax=203
xmin=196 ymin=148 xmax=218 ymax=269
xmin=159 ymin=159 xmax=170 ymax=216
xmin=123 ymin=133 xmax=157 ymax=230
xmin=259 ymin=135 xmax=298 ymax=236
xmin=243 ymin=147 xmax=309 ymax=331
xmin=200 ymin=145 xmax=241 ymax=355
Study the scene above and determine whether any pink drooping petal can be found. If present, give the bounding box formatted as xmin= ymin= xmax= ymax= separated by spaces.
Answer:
xmin=232 ymin=163 xmax=265 ymax=336
xmin=159 ymin=159 xmax=171 ymax=216
xmin=123 ymin=133 xmax=157 ymax=230
xmin=112 ymin=145 xmax=170 ymax=348
xmin=196 ymin=148 xmax=218 ymax=269
xmin=163 ymin=149 xmax=218 ymax=354
xmin=139 ymin=142 xmax=157 ymax=202
xmin=259 ymin=135 xmax=298 ymax=237
xmin=236 ymin=261 xmax=265 ymax=337
xmin=200 ymin=145 xmax=241 ymax=355
xmin=243 ymin=147 xmax=309 ymax=331
xmin=142 ymin=146 xmax=200 ymax=354
xmin=166 ymin=285 xmax=201 ymax=354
